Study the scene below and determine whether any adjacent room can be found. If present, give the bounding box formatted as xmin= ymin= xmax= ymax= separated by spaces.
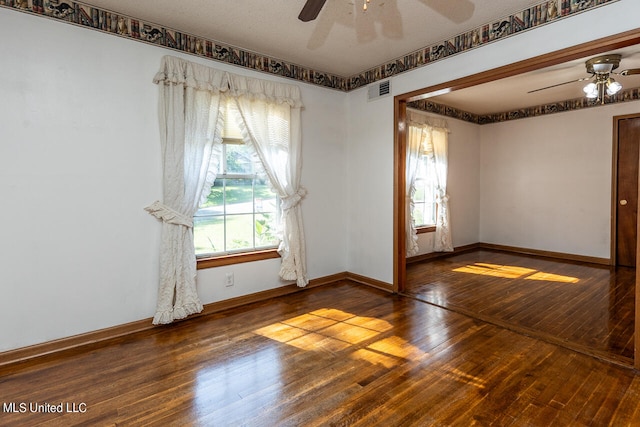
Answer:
xmin=398 ymin=49 xmax=640 ymax=366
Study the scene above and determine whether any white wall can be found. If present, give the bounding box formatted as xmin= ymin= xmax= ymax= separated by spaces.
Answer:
xmin=345 ymin=0 xmax=640 ymax=282
xmin=344 ymin=90 xmax=395 ymax=283
xmin=0 ymin=8 xmax=347 ymax=352
xmin=480 ymin=101 xmax=640 ymax=258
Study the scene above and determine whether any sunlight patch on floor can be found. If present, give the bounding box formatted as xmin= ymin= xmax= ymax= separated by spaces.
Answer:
xmin=253 ymin=309 xmax=394 ymax=353
xmin=367 ymin=336 xmax=425 ymax=361
xmin=253 ymin=309 xmax=430 ymax=365
xmin=453 ymin=262 xmax=579 ymax=283
xmin=253 ymin=308 xmax=484 ymax=392
xmin=453 ymin=263 xmax=536 ymax=279
xmin=525 ymin=271 xmax=579 ymax=283
xmin=351 ymin=348 xmax=401 ymax=369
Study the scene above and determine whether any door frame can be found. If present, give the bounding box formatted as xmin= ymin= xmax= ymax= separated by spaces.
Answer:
xmin=393 ymin=29 xmax=640 ymax=369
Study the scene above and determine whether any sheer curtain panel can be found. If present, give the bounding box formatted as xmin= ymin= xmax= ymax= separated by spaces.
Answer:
xmin=406 ymin=110 xmax=453 ymax=253
xmin=431 ymin=127 xmax=453 ymax=252
xmin=227 ymin=73 xmax=308 ymax=287
xmin=405 ymin=124 xmax=424 ymax=257
xmin=145 ymin=56 xmax=227 ymax=324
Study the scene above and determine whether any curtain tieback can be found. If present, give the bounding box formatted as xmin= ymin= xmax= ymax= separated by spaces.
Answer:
xmin=281 ymin=187 xmax=307 ymax=211
xmin=144 ymin=200 xmax=194 ymax=227
xmin=436 ymin=190 xmax=449 ymax=204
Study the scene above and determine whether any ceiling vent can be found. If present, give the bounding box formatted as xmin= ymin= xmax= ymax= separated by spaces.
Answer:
xmin=367 ymin=80 xmax=391 ymax=101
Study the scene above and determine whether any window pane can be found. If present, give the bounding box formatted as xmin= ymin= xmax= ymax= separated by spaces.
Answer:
xmin=195 ymin=125 xmax=280 ymax=257
xmin=255 ymin=179 xmax=277 ymax=214
xmin=226 ymin=214 xmax=254 ymax=251
xmin=413 ymin=180 xmax=426 ymax=202
xmin=194 ymin=215 xmax=224 ymax=256
xmin=424 ymin=202 xmax=436 ymax=225
xmin=255 ymin=213 xmax=279 ymax=247
xmin=226 ymin=143 xmax=254 ymax=174
xmin=412 ymin=156 xmax=437 ymax=227
xmin=412 ymin=202 xmax=425 ymax=226
xmin=200 ymin=179 xmax=224 ymax=209
xmin=225 ymin=178 xmax=254 ymax=214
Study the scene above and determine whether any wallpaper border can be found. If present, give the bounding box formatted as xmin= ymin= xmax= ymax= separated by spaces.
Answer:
xmin=409 ymin=87 xmax=640 ymax=125
xmin=0 ymin=0 xmax=628 ymax=122
xmin=0 ymin=0 xmax=618 ymax=92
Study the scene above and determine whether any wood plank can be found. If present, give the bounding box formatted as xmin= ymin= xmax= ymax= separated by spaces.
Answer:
xmin=2 ymin=281 xmax=640 ymax=425
xmin=405 ymin=249 xmax=635 ymax=364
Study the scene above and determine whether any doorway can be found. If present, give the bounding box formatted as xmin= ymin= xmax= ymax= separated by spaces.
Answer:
xmin=613 ymin=114 xmax=640 ymax=267
xmin=394 ymin=31 xmax=640 ymax=369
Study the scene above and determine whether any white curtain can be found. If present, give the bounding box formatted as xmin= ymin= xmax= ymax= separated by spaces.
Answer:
xmin=406 ymin=110 xmax=453 ymax=253
xmin=405 ymin=124 xmax=424 ymax=257
xmin=227 ymin=73 xmax=308 ymax=287
xmin=145 ymin=56 xmax=227 ymax=324
xmin=431 ymin=126 xmax=453 ymax=252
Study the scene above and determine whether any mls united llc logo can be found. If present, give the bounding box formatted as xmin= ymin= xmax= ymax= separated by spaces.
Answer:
xmin=3 ymin=402 xmax=87 ymax=414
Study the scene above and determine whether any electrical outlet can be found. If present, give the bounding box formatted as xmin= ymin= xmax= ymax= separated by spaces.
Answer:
xmin=225 ymin=272 xmax=234 ymax=287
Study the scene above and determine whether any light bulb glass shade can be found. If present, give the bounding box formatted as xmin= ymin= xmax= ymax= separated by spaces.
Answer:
xmin=592 ymin=63 xmax=614 ymax=73
xmin=606 ymin=79 xmax=622 ymax=95
xmin=583 ymin=82 xmax=597 ymax=94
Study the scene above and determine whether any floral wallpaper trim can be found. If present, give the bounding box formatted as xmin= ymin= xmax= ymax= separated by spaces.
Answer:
xmin=349 ymin=0 xmax=618 ymax=90
xmin=0 ymin=0 xmax=618 ymax=94
xmin=409 ymin=86 xmax=640 ymax=124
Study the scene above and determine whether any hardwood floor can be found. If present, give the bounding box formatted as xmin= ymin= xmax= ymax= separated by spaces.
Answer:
xmin=2 ymin=279 xmax=640 ymax=426
xmin=405 ymin=249 xmax=635 ymax=366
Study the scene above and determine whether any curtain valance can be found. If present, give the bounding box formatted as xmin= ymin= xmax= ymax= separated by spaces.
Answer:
xmin=153 ymin=55 xmax=228 ymax=92
xmin=153 ymin=56 xmax=304 ymax=108
xmin=407 ymin=109 xmax=449 ymax=132
xmin=227 ymin=73 xmax=304 ymax=108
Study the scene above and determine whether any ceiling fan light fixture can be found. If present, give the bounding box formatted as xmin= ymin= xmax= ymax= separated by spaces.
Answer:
xmin=530 ymin=53 xmax=639 ymax=104
xmin=585 ymin=89 xmax=599 ymax=99
xmin=606 ymin=79 xmax=622 ymax=95
xmin=592 ymin=63 xmax=614 ymax=74
xmin=583 ymin=82 xmax=598 ymax=98
xmin=586 ymin=54 xmax=621 ymax=74
xmin=581 ymin=55 xmax=629 ymax=103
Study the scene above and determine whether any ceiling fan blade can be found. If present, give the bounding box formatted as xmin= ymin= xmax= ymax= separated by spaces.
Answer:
xmin=620 ymin=69 xmax=640 ymax=76
xmin=527 ymin=76 xmax=592 ymax=94
xmin=298 ymin=0 xmax=327 ymax=22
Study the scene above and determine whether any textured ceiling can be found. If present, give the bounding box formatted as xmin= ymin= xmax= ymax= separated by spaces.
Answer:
xmin=431 ymin=45 xmax=640 ymax=116
xmin=82 ymin=0 xmax=544 ymax=77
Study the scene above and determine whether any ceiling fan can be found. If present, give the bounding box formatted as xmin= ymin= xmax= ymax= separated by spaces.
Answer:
xmin=528 ymin=54 xmax=640 ymax=104
xmin=299 ymin=0 xmax=371 ymax=21
xmin=298 ymin=0 xmax=328 ymax=22
xmin=298 ymin=0 xmax=474 ymax=24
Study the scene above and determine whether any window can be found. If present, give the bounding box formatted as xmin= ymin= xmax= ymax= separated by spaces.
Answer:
xmin=194 ymin=106 xmax=280 ymax=257
xmin=412 ymin=151 xmax=437 ymax=228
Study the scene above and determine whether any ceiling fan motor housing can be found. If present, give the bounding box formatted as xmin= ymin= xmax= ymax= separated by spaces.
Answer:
xmin=586 ymin=54 xmax=621 ymax=74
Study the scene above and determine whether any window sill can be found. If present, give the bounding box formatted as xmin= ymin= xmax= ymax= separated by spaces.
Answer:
xmin=416 ymin=225 xmax=436 ymax=234
xmin=197 ymin=248 xmax=280 ymax=269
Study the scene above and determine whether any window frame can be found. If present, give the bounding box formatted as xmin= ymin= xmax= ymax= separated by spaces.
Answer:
xmin=194 ymin=136 xmax=281 ymax=268
xmin=416 ymin=225 xmax=436 ymax=234
xmin=411 ymin=152 xmax=438 ymax=230
xmin=197 ymin=248 xmax=280 ymax=269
